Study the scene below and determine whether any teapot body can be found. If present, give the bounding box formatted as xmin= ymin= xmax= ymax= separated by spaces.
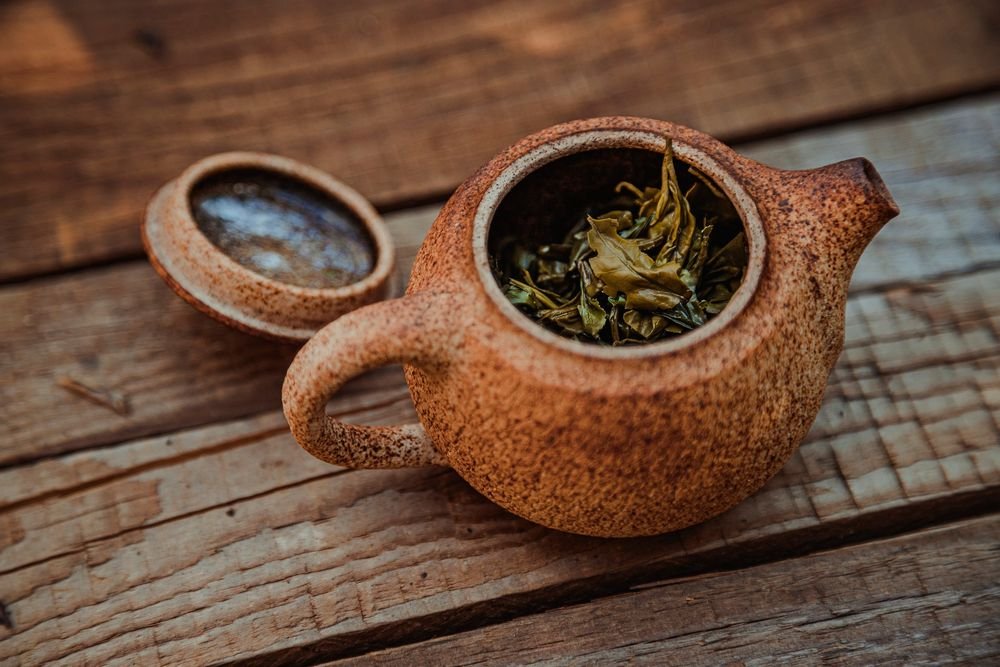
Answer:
xmin=402 ymin=293 xmax=841 ymax=536
xmin=283 ymin=117 xmax=898 ymax=537
xmin=403 ymin=118 xmax=870 ymax=536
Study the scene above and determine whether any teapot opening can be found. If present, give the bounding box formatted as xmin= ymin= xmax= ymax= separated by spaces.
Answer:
xmin=473 ymin=129 xmax=766 ymax=357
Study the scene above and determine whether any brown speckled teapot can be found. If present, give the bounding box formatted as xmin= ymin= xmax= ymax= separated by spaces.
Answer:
xmin=282 ymin=117 xmax=899 ymax=537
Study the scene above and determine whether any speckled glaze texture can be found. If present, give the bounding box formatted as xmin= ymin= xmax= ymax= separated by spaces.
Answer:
xmin=142 ymin=152 xmax=396 ymax=342
xmin=282 ymin=118 xmax=900 ymax=537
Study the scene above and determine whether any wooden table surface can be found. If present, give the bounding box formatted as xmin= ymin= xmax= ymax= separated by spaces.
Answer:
xmin=2 ymin=1 xmax=999 ymax=664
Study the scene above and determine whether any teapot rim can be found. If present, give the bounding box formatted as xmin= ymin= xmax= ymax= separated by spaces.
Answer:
xmin=471 ymin=125 xmax=766 ymax=359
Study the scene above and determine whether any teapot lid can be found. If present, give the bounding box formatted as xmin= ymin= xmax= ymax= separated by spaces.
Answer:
xmin=142 ymin=152 xmax=396 ymax=342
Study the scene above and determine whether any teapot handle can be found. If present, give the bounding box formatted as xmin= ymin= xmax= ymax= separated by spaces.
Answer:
xmin=282 ymin=291 xmax=454 ymax=468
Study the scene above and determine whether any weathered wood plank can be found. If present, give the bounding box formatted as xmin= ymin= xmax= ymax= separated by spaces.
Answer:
xmin=1 ymin=265 xmax=997 ymax=665
xmin=2 ymin=0 xmax=998 ymax=279
xmin=2 ymin=96 xmax=997 ymax=466
xmin=0 ymin=209 xmax=433 ymax=466
xmin=333 ymin=515 xmax=1000 ymax=666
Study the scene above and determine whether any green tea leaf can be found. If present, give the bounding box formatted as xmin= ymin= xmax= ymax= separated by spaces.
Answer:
xmin=680 ymin=223 xmax=713 ymax=290
xmin=507 ymin=277 xmax=560 ymax=310
xmin=538 ymin=302 xmax=586 ymax=336
xmin=623 ymin=309 xmax=677 ymax=339
xmin=567 ymin=231 xmax=592 ymax=265
xmin=535 ymin=258 xmax=571 ymax=289
xmin=619 ymin=215 xmax=650 ymax=239
xmin=587 ymin=215 xmax=690 ymax=310
xmin=609 ymin=298 xmax=623 ymax=345
xmin=496 ymin=136 xmax=747 ymax=345
xmin=579 ymin=258 xmax=604 ymax=298
xmin=615 ymin=181 xmax=645 ymax=200
xmin=578 ymin=271 xmax=608 ymax=337
xmin=503 ymin=282 xmax=540 ymax=309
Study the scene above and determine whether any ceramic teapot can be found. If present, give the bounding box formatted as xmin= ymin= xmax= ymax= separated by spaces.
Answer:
xmin=282 ymin=117 xmax=900 ymax=537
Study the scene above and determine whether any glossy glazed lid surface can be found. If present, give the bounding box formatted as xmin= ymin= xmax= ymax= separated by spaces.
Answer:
xmin=142 ymin=152 xmax=396 ymax=342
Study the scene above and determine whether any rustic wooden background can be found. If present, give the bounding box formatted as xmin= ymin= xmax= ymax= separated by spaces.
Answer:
xmin=1 ymin=0 xmax=999 ymax=664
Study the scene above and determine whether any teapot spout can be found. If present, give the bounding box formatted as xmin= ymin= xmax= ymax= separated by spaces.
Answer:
xmin=797 ymin=157 xmax=900 ymax=266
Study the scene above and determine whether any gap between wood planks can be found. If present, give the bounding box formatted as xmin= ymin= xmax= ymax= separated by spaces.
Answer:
xmin=4 ymin=442 xmax=994 ymax=664
xmin=324 ymin=514 xmax=1000 ymax=666
xmin=0 ymin=87 xmax=997 ymax=665
xmin=2 ymin=335 xmax=996 ymax=581
xmin=3 ymin=0 xmax=999 ymax=281
xmin=1 ymin=85 xmax=997 ymax=291
xmin=1 ymin=439 xmax=997 ymax=664
xmin=1 ymin=93 xmax=997 ymax=469
xmin=231 ymin=496 xmax=1000 ymax=666
xmin=0 ymin=260 xmax=995 ymax=663
xmin=0 ymin=393 xmax=413 ymax=516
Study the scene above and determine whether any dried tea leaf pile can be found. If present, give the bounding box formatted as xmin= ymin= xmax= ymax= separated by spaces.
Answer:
xmin=498 ymin=140 xmax=747 ymax=345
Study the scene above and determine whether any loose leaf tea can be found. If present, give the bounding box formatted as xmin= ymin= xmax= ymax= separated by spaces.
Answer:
xmin=497 ymin=140 xmax=747 ymax=345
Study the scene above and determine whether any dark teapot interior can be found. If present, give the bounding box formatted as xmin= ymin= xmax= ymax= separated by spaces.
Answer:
xmin=487 ymin=147 xmax=744 ymax=278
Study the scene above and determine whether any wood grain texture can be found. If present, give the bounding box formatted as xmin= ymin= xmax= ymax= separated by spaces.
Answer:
xmin=741 ymin=95 xmax=1000 ymax=291
xmin=1 ymin=264 xmax=997 ymax=665
xmin=0 ymin=209 xmax=434 ymax=466
xmin=2 ymin=0 xmax=999 ymax=279
xmin=333 ymin=515 xmax=1000 ymax=666
xmin=2 ymin=96 xmax=997 ymax=466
